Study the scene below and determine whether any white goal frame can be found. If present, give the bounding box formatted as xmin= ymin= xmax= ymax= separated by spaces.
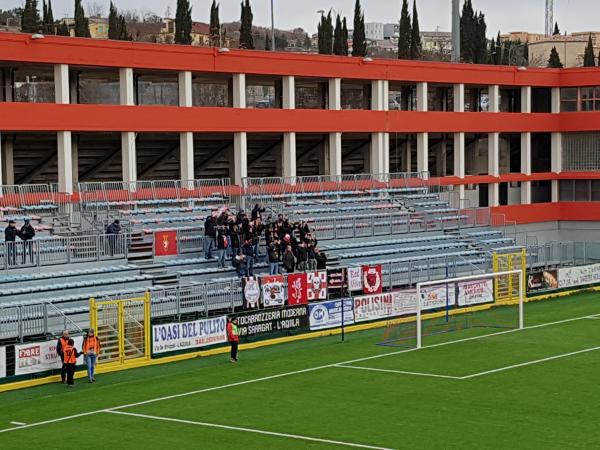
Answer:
xmin=416 ymin=269 xmax=524 ymax=349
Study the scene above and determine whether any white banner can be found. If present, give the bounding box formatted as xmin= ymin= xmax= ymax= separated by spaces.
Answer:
xmin=353 ymin=292 xmax=395 ymax=323
xmin=390 ymin=286 xmax=457 ymax=316
xmin=261 ymin=275 xmax=286 ymax=307
xmin=0 ymin=346 xmax=6 ymax=378
xmin=15 ymin=336 xmax=84 ymax=376
xmin=558 ymin=263 xmax=600 ymax=289
xmin=309 ymin=299 xmax=355 ymax=331
xmin=347 ymin=267 xmax=363 ymax=292
xmin=457 ymin=279 xmax=494 ymax=306
xmin=153 ymin=316 xmax=227 ymax=355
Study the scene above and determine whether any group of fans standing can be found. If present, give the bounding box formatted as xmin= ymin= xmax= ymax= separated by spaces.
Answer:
xmin=203 ymin=204 xmax=327 ymax=277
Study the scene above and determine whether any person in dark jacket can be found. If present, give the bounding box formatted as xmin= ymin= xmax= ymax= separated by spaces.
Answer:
xmin=20 ymin=219 xmax=35 ymax=264
xmin=315 ymin=247 xmax=327 ymax=270
xmin=105 ymin=220 xmax=121 ymax=256
xmin=282 ymin=245 xmax=296 ymax=273
xmin=56 ymin=329 xmax=70 ymax=384
xmin=251 ymin=203 xmax=265 ymax=221
xmin=233 ymin=250 xmax=247 ymax=277
xmin=203 ymin=214 xmax=216 ymax=259
xmin=295 ymin=241 xmax=308 ymax=271
xmin=267 ymin=239 xmax=281 ymax=275
xmin=242 ymin=239 xmax=255 ymax=276
xmin=307 ymin=243 xmax=317 ymax=270
xmin=216 ymin=227 xmax=228 ymax=269
xmin=4 ymin=220 xmax=20 ymax=266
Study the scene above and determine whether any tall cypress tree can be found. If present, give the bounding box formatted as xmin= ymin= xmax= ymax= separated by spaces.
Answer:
xmin=583 ymin=34 xmax=596 ymax=67
xmin=492 ymin=31 xmax=502 ymax=65
xmin=21 ymin=0 xmax=41 ymax=33
xmin=333 ymin=14 xmax=344 ymax=55
xmin=175 ymin=0 xmax=192 ymax=45
xmin=42 ymin=1 xmax=47 ymax=32
xmin=548 ymin=46 xmax=563 ymax=68
xmin=209 ymin=0 xmax=220 ymax=47
xmin=45 ymin=0 xmax=55 ymax=34
xmin=398 ymin=0 xmax=411 ymax=59
xmin=265 ymin=31 xmax=271 ymax=50
xmin=108 ymin=2 xmax=119 ymax=40
xmin=317 ymin=11 xmax=333 ymax=55
xmin=473 ymin=12 xmax=488 ymax=64
xmin=409 ymin=0 xmax=421 ymax=60
xmin=56 ymin=21 xmax=70 ymax=36
xmin=342 ymin=17 xmax=349 ymax=56
xmin=553 ymin=22 xmax=560 ymax=36
xmin=351 ymin=0 xmax=366 ymax=57
xmin=460 ymin=0 xmax=476 ymax=63
xmin=239 ymin=0 xmax=254 ymax=49
xmin=74 ymin=0 xmax=90 ymax=37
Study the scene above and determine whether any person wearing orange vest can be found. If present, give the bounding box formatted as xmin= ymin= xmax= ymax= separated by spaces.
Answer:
xmin=56 ymin=330 xmax=70 ymax=384
xmin=83 ymin=328 xmax=101 ymax=383
xmin=62 ymin=338 xmax=82 ymax=388
xmin=226 ymin=317 xmax=240 ymax=363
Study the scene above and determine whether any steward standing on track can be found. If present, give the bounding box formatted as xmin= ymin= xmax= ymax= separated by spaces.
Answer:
xmin=63 ymin=338 xmax=82 ymax=388
xmin=56 ymin=330 xmax=70 ymax=384
xmin=227 ymin=317 xmax=239 ymax=363
xmin=83 ymin=328 xmax=101 ymax=383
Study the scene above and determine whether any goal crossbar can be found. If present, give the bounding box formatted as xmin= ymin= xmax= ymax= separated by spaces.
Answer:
xmin=416 ymin=269 xmax=524 ymax=349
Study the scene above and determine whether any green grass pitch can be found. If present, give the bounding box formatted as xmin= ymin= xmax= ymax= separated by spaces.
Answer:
xmin=1 ymin=291 xmax=600 ymax=449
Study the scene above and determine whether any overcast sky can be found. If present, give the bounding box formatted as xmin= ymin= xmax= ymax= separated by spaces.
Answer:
xmin=4 ymin=0 xmax=600 ymax=36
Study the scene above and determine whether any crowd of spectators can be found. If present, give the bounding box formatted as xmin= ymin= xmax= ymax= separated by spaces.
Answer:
xmin=204 ymin=204 xmax=327 ymax=277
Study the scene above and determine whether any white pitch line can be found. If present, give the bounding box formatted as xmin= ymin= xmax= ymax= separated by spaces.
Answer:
xmin=1 ymin=311 xmax=599 ymax=435
xmin=586 ymin=316 xmax=600 ymax=320
xmin=334 ymin=364 xmax=462 ymax=380
xmin=9 ymin=421 xmax=26 ymax=426
xmin=106 ymin=410 xmax=395 ymax=450
xmin=460 ymin=346 xmax=600 ymax=379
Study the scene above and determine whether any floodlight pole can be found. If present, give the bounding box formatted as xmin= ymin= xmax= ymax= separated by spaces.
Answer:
xmin=270 ymin=0 xmax=276 ymax=51
xmin=451 ymin=0 xmax=460 ymax=62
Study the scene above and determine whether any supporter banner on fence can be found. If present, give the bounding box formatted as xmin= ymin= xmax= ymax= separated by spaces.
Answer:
xmin=287 ymin=273 xmax=308 ymax=305
xmin=558 ymin=263 xmax=600 ymax=289
xmin=243 ymin=277 xmax=261 ymax=309
xmin=309 ymin=299 xmax=355 ymax=331
xmin=362 ymin=264 xmax=383 ymax=294
xmin=347 ymin=267 xmax=363 ymax=292
xmin=0 ymin=346 xmax=5 ymax=378
xmin=306 ymin=271 xmax=327 ymax=301
xmin=391 ymin=287 xmax=458 ymax=316
xmin=354 ymin=292 xmax=395 ymax=323
xmin=235 ymin=305 xmax=309 ymax=337
xmin=15 ymin=336 xmax=84 ymax=376
xmin=154 ymin=230 xmax=178 ymax=257
xmin=327 ymin=268 xmax=346 ymax=299
xmin=527 ymin=270 xmax=559 ymax=293
xmin=261 ymin=275 xmax=285 ymax=307
xmin=152 ymin=316 xmax=227 ymax=354
xmin=457 ymin=279 xmax=494 ymax=306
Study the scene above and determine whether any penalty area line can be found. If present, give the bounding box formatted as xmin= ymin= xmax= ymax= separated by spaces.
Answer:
xmin=333 ymin=364 xmax=462 ymax=380
xmin=105 ymin=410 xmax=395 ymax=450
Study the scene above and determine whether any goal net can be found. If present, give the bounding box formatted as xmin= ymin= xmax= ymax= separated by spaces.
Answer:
xmin=379 ymin=270 xmax=524 ymax=349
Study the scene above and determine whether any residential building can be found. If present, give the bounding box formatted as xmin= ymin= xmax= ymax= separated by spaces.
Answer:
xmin=528 ymin=35 xmax=596 ymax=68
xmin=365 ymin=22 xmax=385 ymax=41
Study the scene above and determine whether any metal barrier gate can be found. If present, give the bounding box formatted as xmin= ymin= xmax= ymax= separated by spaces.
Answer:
xmin=89 ymin=293 xmax=151 ymax=365
xmin=493 ymin=249 xmax=527 ymax=302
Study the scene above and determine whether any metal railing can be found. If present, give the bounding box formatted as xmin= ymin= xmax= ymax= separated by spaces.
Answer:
xmin=0 ymin=233 xmax=129 ymax=270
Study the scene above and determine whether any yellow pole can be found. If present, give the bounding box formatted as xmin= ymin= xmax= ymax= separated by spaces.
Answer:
xmin=144 ymin=292 xmax=151 ymax=359
xmin=89 ymin=297 xmax=96 ymax=330
xmin=118 ymin=301 xmax=125 ymax=364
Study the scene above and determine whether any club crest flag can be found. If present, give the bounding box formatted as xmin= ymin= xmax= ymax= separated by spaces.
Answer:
xmin=306 ymin=271 xmax=327 ymax=301
xmin=362 ymin=264 xmax=383 ymax=294
xmin=154 ymin=230 xmax=178 ymax=257
xmin=243 ymin=277 xmax=261 ymax=309
xmin=287 ymin=273 xmax=308 ymax=305
xmin=261 ymin=275 xmax=285 ymax=307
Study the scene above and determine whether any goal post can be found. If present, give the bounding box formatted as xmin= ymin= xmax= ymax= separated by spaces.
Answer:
xmin=416 ymin=269 xmax=524 ymax=349
xmin=379 ymin=269 xmax=524 ymax=349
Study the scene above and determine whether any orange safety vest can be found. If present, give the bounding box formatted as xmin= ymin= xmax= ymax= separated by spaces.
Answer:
xmin=59 ymin=337 xmax=69 ymax=354
xmin=83 ymin=336 xmax=101 ymax=354
xmin=63 ymin=345 xmax=77 ymax=364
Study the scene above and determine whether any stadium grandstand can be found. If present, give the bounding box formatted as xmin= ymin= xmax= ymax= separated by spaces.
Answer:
xmin=0 ymin=31 xmax=600 ymax=450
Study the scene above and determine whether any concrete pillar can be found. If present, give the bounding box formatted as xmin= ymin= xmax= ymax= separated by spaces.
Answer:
xmin=488 ymin=85 xmax=500 ymax=113
xmin=404 ymin=139 xmax=412 ymax=172
xmin=2 ymin=68 xmax=13 ymax=102
xmin=417 ymin=82 xmax=428 ymax=112
xmin=54 ymin=64 xmax=73 ymax=193
xmin=281 ymin=76 xmax=296 ymax=178
xmin=417 ymin=133 xmax=428 ymax=175
xmin=453 ymin=83 xmax=466 ymax=198
xmin=520 ymin=86 xmax=532 ymax=204
xmin=72 ymin=139 xmax=79 ymax=184
xmin=119 ymin=68 xmax=136 ymax=184
xmin=1 ymin=137 xmax=14 ymax=185
xmin=178 ymin=71 xmax=194 ymax=181
xmin=453 ymin=83 xmax=465 ymax=112
xmin=326 ymin=78 xmax=342 ymax=176
xmin=233 ymin=73 xmax=246 ymax=109
xmin=57 ymin=131 xmax=73 ymax=194
xmin=488 ymin=132 xmax=500 ymax=206
xmin=370 ymin=79 xmax=388 ymax=175
xmin=54 ymin=64 xmax=70 ymax=104
xmin=282 ymin=133 xmax=296 ymax=178
xmin=551 ymin=87 xmax=562 ymax=202
xmin=233 ymin=132 xmax=248 ymax=185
